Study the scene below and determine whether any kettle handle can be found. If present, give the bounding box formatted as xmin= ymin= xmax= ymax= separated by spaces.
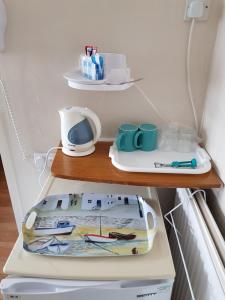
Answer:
xmin=82 ymin=108 xmax=101 ymax=144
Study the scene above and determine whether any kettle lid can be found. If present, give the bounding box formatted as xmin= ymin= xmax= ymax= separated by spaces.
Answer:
xmin=59 ymin=106 xmax=87 ymax=114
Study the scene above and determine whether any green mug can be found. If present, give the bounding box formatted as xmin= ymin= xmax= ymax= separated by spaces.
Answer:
xmin=116 ymin=124 xmax=138 ymax=152
xmin=134 ymin=124 xmax=158 ymax=151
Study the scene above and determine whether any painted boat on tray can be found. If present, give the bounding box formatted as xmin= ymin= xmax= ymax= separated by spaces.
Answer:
xmin=33 ymin=221 xmax=75 ymax=236
xmin=108 ymin=232 xmax=136 ymax=240
xmin=83 ymin=234 xmax=117 ymax=243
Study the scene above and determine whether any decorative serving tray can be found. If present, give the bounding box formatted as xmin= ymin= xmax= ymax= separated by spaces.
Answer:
xmin=109 ymin=143 xmax=212 ymax=175
xmin=22 ymin=193 xmax=157 ymax=257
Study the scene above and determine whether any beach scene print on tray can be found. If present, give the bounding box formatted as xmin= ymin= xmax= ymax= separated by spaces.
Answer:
xmin=22 ymin=193 xmax=158 ymax=257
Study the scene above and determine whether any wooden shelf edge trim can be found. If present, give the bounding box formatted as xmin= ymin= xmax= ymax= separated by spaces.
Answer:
xmin=51 ymin=142 xmax=224 ymax=189
xmin=50 ymin=172 xmax=223 ymax=189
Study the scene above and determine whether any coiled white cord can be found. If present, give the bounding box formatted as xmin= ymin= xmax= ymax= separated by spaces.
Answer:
xmin=0 ymin=78 xmax=28 ymax=160
xmin=187 ymin=18 xmax=199 ymax=134
xmin=38 ymin=146 xmax=62 ymax=188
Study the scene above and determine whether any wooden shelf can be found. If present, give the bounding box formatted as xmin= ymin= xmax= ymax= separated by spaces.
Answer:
xmin=51 ymin=142 xmax=223 ymax=189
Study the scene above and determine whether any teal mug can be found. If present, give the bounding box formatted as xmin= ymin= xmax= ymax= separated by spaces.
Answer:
xmin=116 ymin=124 xmax=139 ymax=152
xmin=134 ymin=124 xmax=158 ymax=151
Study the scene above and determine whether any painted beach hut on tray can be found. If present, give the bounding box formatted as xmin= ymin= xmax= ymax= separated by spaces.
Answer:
xmin=81 ymin=193 xmax=139 ymax=211
xmin=37 ymin=194 xmax=76 ymax=211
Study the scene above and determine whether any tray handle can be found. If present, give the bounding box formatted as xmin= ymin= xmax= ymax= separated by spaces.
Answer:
xmin=196 ymin=147 xmax=211 ymax=165
xmin=23 ymin=210 xmax=37 ymax=230
xmin=142 ymin=199 xmax=158 ymax=233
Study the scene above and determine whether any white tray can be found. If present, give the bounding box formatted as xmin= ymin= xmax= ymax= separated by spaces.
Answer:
xmin=109 ymin=144 xmax=211 ymax=174
xmin=64 ymin=70 xmax=134 ymax=91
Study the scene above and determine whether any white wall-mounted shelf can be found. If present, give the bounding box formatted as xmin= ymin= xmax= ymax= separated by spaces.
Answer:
xmin=63 ymin=70 xmax=134 ymax=91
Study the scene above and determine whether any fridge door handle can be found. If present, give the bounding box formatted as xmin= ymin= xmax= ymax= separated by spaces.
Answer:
xmin=0 ymin=279 xmax=79 ymax=295
xmin=0 ymin=278 xmax=110 ymax=296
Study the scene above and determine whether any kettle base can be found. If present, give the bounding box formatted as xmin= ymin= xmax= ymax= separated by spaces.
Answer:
xmin=62 ymin=146 xmax=95 ymax=157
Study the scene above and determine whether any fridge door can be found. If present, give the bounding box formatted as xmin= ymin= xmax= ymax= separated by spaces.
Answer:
xmin=1 ymin=277 xmax=173 ymax=300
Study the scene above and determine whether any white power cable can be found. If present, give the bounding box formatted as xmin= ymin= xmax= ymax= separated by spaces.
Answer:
xmin=187 ymin=18 xmax=199 ymax=134
xmin=134 ymin=83 xmax=167 ymax=124
xmin=0 ymin=78 xmax=28 ymax=160
xmin=135 ymin=18 xmax=198 ymax=130
xmin=38 ymin=146 xmax=62 ymax=188
xmin=199 ymin=108 xmax=206 ymax=137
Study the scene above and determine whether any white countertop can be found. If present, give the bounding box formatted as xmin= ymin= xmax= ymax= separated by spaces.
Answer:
xmin=4 ymin=177 xmax=175 ymax=281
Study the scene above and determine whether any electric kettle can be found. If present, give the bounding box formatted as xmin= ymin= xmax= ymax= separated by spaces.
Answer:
xmin=59 ymin=106 xmax=101 ymax=156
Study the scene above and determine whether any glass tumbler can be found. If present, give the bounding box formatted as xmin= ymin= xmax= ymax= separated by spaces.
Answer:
xmin=158 ymin=126 xmax=178 ymax=151
xmin=176 ymin=127 xmax=197 ymax=152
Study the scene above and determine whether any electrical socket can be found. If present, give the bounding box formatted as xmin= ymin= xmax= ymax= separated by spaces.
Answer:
xmin=34 ymin=152 xmax=55 ymax=172
xmin=184 ymin=0 xmax=210 ymax=21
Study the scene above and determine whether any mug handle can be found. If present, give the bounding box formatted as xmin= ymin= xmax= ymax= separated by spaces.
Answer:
xmin=116 ymin=133 xmax=125 ymax=150
xmin=134 ymin=131 xmax=143 ymax=149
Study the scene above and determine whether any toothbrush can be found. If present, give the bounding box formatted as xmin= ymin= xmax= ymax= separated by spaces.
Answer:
xmin=91 ymin=53 xmax=104 ymax=80
xmin=154 ymin=159 xmax=197 ymax=169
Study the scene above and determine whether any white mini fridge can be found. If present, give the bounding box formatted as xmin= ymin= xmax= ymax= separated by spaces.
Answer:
xmin=0 ymin=178 xmax=175 ymax=300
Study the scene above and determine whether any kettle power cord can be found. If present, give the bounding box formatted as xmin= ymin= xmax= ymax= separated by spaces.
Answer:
xmin=38 ymin=146 xmax=62 ymax=189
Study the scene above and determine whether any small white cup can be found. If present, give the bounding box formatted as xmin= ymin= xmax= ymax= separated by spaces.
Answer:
xmin=106 ymin=68 xmax=130 ymax=84
xmin=102 ymin=53 xmax=129 ymax=83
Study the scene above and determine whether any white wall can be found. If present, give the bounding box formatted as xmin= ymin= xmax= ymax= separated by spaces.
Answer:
xmin=201 ymin=0 xmax=225 ymax=234
xmin=0 ymin=0 xmax=221 ymax=225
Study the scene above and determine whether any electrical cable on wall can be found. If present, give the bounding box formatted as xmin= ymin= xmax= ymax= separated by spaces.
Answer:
xmin=135 ymin=17 xmax=199 ymax=130
xmin=186 ymin=18 xmax=199 ymax=134
xmin=38 ymin=146 xmax=62 ymax=188
xmin=0 ymin=78 xmax=28 ymax=160
xmin=134 ymin=83 xmax=167 ymax=124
